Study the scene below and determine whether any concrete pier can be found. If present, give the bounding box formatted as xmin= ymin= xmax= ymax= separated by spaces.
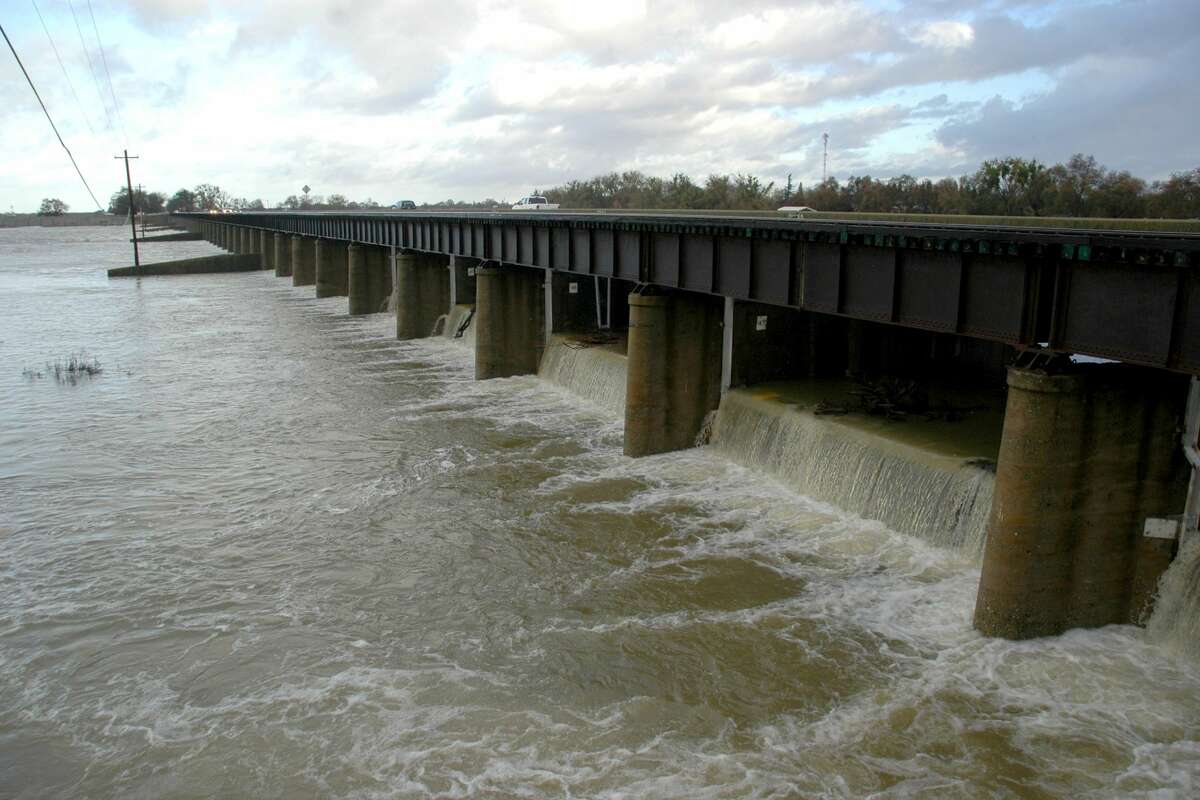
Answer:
xmin=367 ymin=247 xmax=393 ymax=314
xmin=623 ymin=291 xmax=723 ymax=457
xmin=396 ymin=253 xmax=451 ymax=339
xmin=347 ymin=245 xmax=371 ymax=315
xmin=273 ymin=234 xmax=290 ymax=278
xmin=474 ymin=265 xmax=543 ymax=379
xmin=259 ymin=231 xmax=272 ymax=271
xmin=292 ymin=235 xmax=316 ymax=287
xmin=314 ymin=239 xmax=348 ymax=298
xmin=973 ymin=366 xmax=1188 ymax=639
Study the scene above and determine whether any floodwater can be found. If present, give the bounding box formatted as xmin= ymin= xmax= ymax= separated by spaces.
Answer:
xmin=1 ymin=226 xmax=1197 ymax=798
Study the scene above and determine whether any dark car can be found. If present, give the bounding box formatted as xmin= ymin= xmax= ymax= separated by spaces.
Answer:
xmin=393 ymin=200 xmax=416 ymax=209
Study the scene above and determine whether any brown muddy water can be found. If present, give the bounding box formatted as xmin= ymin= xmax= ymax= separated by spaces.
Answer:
xmin=1 ymin=226 xmax=1197 ymax=798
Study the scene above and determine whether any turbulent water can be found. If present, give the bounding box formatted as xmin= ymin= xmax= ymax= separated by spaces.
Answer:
xmin=711 ymin=391 xmax=996 ymax=557
xmin=2 ymin=226 xmax=1199 ymax=799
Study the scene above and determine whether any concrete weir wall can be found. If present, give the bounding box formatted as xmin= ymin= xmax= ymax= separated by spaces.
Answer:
xmin=108 ymin=253 xmax=261 ymax=278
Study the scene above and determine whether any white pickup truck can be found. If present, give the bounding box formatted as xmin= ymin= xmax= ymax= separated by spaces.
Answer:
xmin=512 ymin=195 xmax=560 ymax=211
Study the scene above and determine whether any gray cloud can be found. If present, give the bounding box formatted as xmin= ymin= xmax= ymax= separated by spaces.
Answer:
xmin=5 ymin=0 xmax=1198 ymax=211
xmin=937 ymin=42 xmax=1200 ymax=178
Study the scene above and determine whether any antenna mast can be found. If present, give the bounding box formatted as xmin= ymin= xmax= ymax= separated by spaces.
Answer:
xmin=822 ymin=133 xmax=829 ymax=183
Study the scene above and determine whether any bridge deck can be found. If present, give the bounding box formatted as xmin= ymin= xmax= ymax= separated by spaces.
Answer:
xmin=182 ymin=210 xmax=1200 ymax=375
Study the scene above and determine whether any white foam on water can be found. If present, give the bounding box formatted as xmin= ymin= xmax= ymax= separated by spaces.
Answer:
xmin=711 ymin=389 xmax=995 ymax=558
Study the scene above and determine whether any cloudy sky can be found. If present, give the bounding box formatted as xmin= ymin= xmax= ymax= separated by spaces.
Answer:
xmin=1 ymin=0 xmax=1197 ymax=211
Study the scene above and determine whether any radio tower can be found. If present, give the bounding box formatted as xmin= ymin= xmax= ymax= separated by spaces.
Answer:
xmin=822 ymin=133 xmax=829 ymax=183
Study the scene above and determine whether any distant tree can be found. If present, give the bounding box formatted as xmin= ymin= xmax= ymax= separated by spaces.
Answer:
xmin=107 ymin=187 xmax=166 ymax=216
xmin=505 ymin=157 xmax=1200 ymax=218
xmin=1148 ymin=168 xmax=1200 ymax=219
xmin=1058 ymin=153 xmax=1105 ymax=217
xmin=806 ymin=178 xmax=845 ymax=211
xmin=38 ymin=198 xmax=68 ymax=216
xmin=245 ymin=198 xmax=265 ymax=210
xmin=971 ymin=157 xmax=1048 ymax=215
xmin=192 ymin=183 xmax=229 ymax=211
xmin=325 ymin=194 xmax=349 ymax=209
xmin=166 ymin=188 xmax=196 ymax=213
xmin=1093 ymin=171 xmax=1147 ymax=218
xmin=281 ymin=195 xmax=301 ymax=209
xmin=143 ymin=192 xmax=166 ymax=213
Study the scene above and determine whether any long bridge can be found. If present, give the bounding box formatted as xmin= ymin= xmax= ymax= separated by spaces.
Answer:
xmin=176 ymin=209 xmax=1200 ymax=642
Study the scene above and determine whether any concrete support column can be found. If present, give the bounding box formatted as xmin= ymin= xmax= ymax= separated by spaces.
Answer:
xmin=292 ymin=235 xmax=315 ymax=287
xmin=259 ymin=230 xmax=272 ymax=271
xmin=238 ymin=228 xmax=249 ymax=255
xmin=314 ymin=239 xmax=348 ymax=298
xmin=624 ymin=291 xmax=724 ymax=457
xmin=473 ymin=265 xmax=543 ymax=378
xmin=220 ymin=225 xmax=229 ymax=251
xmin=348 ymin=244 xmax=370 ymax=315
xmin=974 ymin=366 xmax=1188 ymax=639
xmin=367 ymin=247 xmax=393 ymax=313
xmin=273 ymin=234 xmax=290 ymax=278
xmin=396 ymin=253 xmax=452 ymax=340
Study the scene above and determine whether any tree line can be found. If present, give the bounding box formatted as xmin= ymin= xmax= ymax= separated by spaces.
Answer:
xmin=85 ymin=154 xmax=1200 ymax=219
xmin=537 ymin=155 xmax=1200 ymax=219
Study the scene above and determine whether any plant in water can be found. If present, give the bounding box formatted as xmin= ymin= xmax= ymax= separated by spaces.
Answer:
xmin=23 ymin=353 xmax=103 ymax=384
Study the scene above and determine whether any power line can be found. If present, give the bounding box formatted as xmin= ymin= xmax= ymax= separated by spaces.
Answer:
xmin=31 ymin=0 xmax=96 ymax=135
xmin=86 ymin=0 xmax=128 ymax=145
xmin=0 ymin=21 xmax=104 ymax=211
xmin=67 ymin=0 xmax=113 ymax=137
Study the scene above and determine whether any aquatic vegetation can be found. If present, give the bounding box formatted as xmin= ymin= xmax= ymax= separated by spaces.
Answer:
xmin=23 ymin=353 xmax=103 ymax=384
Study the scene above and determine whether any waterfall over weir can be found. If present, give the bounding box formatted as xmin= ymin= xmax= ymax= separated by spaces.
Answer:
xmin=1148 ymin=537 xmax=1200 ymax=659
xmin=440 ymin=304 xmax=476 ymax=346
xmin=710 ymin=386 xmax=999 ymax=558
xmin=538 ymin=335 xmax=628 ymax=418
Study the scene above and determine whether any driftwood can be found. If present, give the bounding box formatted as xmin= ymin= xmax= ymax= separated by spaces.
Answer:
xmin=816 ymin=377 xmax=984 ymax=422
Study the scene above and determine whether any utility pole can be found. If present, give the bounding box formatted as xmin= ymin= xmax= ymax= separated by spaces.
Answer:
xmin=115 ymin=150 xmax=139 ymax=270
xmin=822 ymin=133 xmax=829 ymax=184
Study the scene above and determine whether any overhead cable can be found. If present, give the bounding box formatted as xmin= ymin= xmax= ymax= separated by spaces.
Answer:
xmin=31 ymin=0 xmax=96 ymax=134
xmin=86 ymin=0 xmax=128 ymax=145
xmin=0 ymin=21 xmax=105 ymax=211
xmin=67 ymin=0 xmax=113 ymax=136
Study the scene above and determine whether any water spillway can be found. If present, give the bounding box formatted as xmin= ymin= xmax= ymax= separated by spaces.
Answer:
xmin=710 ymin=383 xmax=1001 ymax=557
xmin=538 ymin=334 xmax=629 ymax=418
xmin=1148 ymin=538 xmax=1200 ymax=659
xmin=533 ymin=337 xmax=1002 ymax=557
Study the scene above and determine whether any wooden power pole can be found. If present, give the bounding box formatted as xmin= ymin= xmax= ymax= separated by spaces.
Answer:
xmin=115 ymin=150 xmax=140 ymax=270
